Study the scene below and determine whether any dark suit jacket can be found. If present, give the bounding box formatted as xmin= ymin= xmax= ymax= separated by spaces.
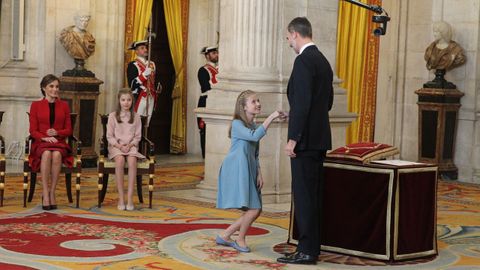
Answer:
xmin=287 ymin=45 xmax=334 ymax=151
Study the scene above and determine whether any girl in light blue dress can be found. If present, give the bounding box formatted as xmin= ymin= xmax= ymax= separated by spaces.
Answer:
xmin=216 ymin=90 xmax=284 ymax=252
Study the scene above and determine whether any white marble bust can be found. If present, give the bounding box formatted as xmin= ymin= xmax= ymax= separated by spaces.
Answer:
xmin=424 ymin=21 xmax=466 ymax=71
xmin=59 ymin=14 xmax=96 ymax=60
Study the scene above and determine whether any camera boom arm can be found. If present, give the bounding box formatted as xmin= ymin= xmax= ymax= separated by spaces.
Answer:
xmin=342 ymin=0 xmax=390 ymax=36
xmin=342 ymin=0 xmax=383 ymax=14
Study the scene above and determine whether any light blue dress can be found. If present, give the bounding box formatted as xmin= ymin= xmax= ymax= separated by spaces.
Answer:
xmin=217 ymin=119 xmax=266 ymax=210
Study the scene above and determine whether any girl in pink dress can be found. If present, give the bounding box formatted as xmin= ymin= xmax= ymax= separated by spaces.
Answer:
xmin=106 ymin=89 xmax=145 ymax=211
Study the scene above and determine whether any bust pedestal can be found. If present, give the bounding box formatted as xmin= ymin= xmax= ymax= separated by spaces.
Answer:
xmin=415 ymin=88 xmax=464 ymax=179
xmin=60 ymin=76 xmax=103 ymax=167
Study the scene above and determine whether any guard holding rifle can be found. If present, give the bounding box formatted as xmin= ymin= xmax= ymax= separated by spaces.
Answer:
xmin=127 ymin=39 xmax=159 ymax=126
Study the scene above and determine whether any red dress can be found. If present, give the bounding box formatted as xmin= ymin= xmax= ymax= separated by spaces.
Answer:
xmin=28 ymin=98 xmax=73 ymax=172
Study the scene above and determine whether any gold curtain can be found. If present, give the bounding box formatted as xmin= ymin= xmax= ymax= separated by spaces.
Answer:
xmin=164 ymin=0 xmax=189 ymax=153
xmin=124 ymin=0 xmax=153 ymax=84
xmin=336 ymin=0 xmax=381 ymax=143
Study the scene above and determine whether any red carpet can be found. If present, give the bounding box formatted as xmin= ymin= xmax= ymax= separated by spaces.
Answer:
xmin=0 ymin=212 xmax=268 ymax=258
xmin=0 ymin=263 xmax=36 ymax=270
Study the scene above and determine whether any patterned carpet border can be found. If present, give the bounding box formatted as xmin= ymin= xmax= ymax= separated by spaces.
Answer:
xmin=160 ymin=196 xmax=290 ymax=219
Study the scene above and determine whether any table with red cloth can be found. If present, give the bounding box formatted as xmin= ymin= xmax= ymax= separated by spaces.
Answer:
xmin=288 ymin=159 xmax=438 ymax=262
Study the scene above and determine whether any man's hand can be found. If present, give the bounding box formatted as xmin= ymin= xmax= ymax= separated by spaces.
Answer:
xmin=143 ymin=67 xmax=152 ymax=77
xmin=278 ymin=111 xmax=288 ymax=121
xmin=156 ymin=82 xmax=163 ymax=94
xmin=284 ymin=139 xmax=297 ymax=158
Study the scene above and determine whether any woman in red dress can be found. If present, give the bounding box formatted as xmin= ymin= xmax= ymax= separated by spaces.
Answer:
xmin=29 ymin=74 xmax=73 ymax=210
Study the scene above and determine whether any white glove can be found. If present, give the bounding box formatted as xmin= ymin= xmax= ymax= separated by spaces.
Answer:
xmin=143 ymin=67 xmax=152 ymax=77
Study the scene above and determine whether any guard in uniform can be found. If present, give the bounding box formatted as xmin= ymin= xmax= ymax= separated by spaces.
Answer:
xmin=197 ymin=46 xmax=219 ymax=158
xmin=127 ymin=40 xmax=157 ymax=125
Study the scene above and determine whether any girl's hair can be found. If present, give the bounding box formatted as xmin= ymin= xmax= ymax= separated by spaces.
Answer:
xmin=115 ymin=88 xmax=135 ymax=124
xmin=228 ymin=90 xmax=256 ymax=138
xmin=40 ymin=74 xmax=60 ymax=97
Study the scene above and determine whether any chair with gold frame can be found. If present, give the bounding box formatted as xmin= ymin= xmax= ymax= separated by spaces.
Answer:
xmin=23 ymin=113 xmax=82 ymax=208
xmin=97 ymin=114 xmax=155 ymax=208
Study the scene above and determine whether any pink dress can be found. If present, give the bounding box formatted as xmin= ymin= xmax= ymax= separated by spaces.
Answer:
xmin=106 ymin=111 xmax=145 ymax=160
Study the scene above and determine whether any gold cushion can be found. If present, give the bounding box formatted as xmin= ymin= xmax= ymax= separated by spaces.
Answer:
xmin=101 ymin=159 xmax=151 ymax=169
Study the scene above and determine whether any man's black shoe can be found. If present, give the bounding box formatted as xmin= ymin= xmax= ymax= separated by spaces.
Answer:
xmin=277 ymin=251 xmax=317 ymax=265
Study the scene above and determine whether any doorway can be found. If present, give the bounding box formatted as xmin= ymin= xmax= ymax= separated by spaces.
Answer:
xmin=148 ymin=0 xmax=175 ymax=154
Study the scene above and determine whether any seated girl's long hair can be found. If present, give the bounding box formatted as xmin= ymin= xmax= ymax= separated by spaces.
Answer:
xmin=228 ymin=90 xmax=256 ymax=138
xmin=115 ymin=88 xmax=135 ymax=124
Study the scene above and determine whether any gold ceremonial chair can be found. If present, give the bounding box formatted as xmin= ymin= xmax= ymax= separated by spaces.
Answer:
xmin=23 ymin=113 xmax=82 ymax=208
xmin=97 ymin=114 xmax=155 ymax=208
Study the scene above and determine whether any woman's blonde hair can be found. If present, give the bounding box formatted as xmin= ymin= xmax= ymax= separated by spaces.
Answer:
xmin=115 ymin=88 xmax=135 ymax=124
xmin=228 ymin=90 xmax=256 ymax=138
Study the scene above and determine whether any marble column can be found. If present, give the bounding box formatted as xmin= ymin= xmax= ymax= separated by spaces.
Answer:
xmin=195 ymin=0 xmax=355 ymax=203
xmin=474 ymin=112 xmax=480 ymax=182
xmin=196 ymin=0 xmax=286 ymax=204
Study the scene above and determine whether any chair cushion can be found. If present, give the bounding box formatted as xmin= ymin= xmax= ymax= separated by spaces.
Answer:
xmin=326 ymin=142 xmax=399 ymax=163
xmin=102 ymin=159 xmax=151 ymax=169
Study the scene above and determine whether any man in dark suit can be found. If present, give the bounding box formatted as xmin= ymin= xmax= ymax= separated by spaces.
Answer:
xmin=277 ymin=17 xmax=334 ymax=265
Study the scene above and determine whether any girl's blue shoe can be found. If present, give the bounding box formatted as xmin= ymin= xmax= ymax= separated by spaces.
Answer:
xmin=215 ymin=235 xmax=233 ymax=246
xmin=232 ymin=241 xmax=250 ymax=253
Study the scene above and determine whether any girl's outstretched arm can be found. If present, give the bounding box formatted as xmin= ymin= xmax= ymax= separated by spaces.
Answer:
xmin=262 ymin=110 xmax=283 ymax=130
xmin=231 ymin=120 xmax=266 ymax=142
